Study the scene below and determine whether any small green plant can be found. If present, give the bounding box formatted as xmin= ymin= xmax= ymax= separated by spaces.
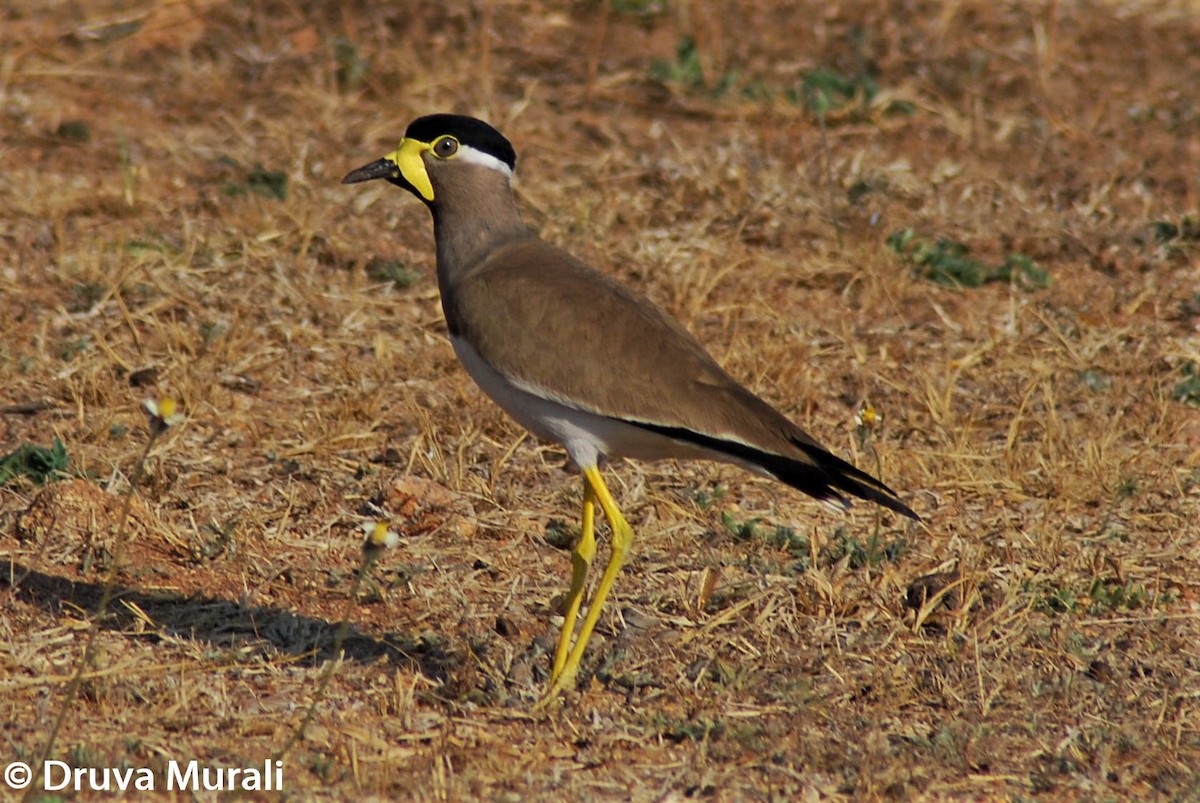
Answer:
xmin=738 ymin=79 xmax=773 ymax=102
xmin=649 ymin=32 xmax=911 ymax=118
xmin=649 ymin=713 xmax=725 ymax=743
xmin=651 ymin=36 xmax=703 ymax=89
xmin=1029 ymin=577 xmax=1149 ymax=615
xmin=888 ymin=230 xmax=983 ymax=286
xmin=78 ymin=16 xmax=142 ymax=42
xmin=992 ymin=253 xmax=1051 ymax=288
xmin=1171 ymin=362 xmax=1200 ymax=405
xmin=68 ymin=743 xmax=100 ymax=769
xmin=1077 ymin=369 xmax=1112 ymax=393
xmin=308 ymin=752 xmax=338 ymax=782
xmin=1149 ymin=216 xmax=1200 ymax=244
xmin=791 ymin=63 xmax=912 ymax=118
xmin=610 ymin=0 xmax=666 ymax=16
xmin=55 ymin=119 xmax=91 ymax=143
xmin=761 ymin=524 xmax=810 ymax=558
xmin=219 ymin=157 xmax=288 ymax=200
xmin=332 ymin=36 xmax=369 ymax=91
xmin=887 ymin=228 xmax=1049 ymax=289
xmin=68 ymin=281 xmax=107 ymax=312
xmin=123 ymin=233 xmax=178 ymax=255
xmin=365 ymin=258 xmax=420 ymax=289
xmin=720 ymin=510 xmax=761 ymax=541
xmin=1178 ymin=292 xmax=1200 ymax=324
xmin=847 ymin=178 xmax=886 ymax=204
xmin=650 ymin=37 xmax=738 ymax=96
xmin=1088 ymin=578 xmax=1146 ymax=613
xmin=199 ymin=320 xmax=228 ymax=345
xmin=246 ymin=165 xmax=288 ymax=200
xmin=721 ymin=512 xmax=812 ymax=569
xmin=544 ymin=518 xmax=578 ymax=550
xmin=0 ymin=438 xmax=69 ymax=485
xmin=57 ymin=336 xmax=90 ymax=361
xmin=798 ymin=66 xmax=877 ymax=115
xmin=823 ymin=527 xmax=907 ymax=569
xmin=1030 ymin=582 xmax=1079 ymax=614
xmin=190 ymin=520 xmax=238 ymax=563
xmin=691 ymin=484 xmax=727 ymax=510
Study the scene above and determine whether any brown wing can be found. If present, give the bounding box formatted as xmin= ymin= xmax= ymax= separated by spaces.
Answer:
xmin=444 ymin=237 xmax=917 ymax=519
xmin=446 ymin=238 xmax=805 ymax=448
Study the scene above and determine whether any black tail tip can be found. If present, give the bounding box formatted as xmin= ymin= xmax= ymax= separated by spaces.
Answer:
xmin=853 ymin=490 xmax=920 ymax=522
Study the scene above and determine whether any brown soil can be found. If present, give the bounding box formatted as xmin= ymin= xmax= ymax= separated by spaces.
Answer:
xmin=2 ymin=1 xmax=1198 ymax=799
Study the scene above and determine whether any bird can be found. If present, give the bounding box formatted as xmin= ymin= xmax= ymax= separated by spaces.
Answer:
xmin=342 ymin=114 xmax=918 ymax=700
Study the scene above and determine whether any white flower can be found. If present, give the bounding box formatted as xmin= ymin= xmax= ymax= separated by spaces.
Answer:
xmin=855 ymin=403 xmax=882 ymax=432
xmin=361 ymin=521 xmax=400 ymax=551
xmin=142 ymin=397 xmax=184 ymax=433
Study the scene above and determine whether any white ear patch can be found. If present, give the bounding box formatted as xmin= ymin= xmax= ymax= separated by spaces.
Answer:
xmin=457 ymin=144 xmax=514 ymax=179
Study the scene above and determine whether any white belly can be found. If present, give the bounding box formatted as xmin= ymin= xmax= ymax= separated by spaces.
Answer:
xmin=450 ymin=335 xmax=723 ymax=470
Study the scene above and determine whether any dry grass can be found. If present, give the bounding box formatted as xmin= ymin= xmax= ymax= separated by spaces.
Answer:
xmin=2 ymin=0 xmax=1198 ymax=799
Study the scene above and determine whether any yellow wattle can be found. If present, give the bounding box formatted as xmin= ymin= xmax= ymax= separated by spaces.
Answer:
xmin=388 ymin=138 xmax=434 ymax=201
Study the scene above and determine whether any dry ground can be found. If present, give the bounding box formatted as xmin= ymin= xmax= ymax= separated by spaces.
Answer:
xmin=2 ymin=1 xmax=1199 ymax=800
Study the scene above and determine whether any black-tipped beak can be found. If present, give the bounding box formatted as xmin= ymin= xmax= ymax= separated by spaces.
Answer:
xmin=341 ymin=157 xmax=399 ymax=185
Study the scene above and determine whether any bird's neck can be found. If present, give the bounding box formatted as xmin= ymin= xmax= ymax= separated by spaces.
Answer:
xmin=431 ymin=179 xmax=529 ymax=287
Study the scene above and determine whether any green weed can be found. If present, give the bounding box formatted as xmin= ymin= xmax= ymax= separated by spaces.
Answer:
xmin=1172 ymin=362 xmax=1200 ymax=405
xmin=365 ymin=258 xmax=420 ymax=289
xmin=191 ymin=520 xmax=238 ymax=563
xmin=246 ymin=166 xmax=288 ymax=200
xmin=544 ymin=518 xmax=578 ymax=550
xmin=1149 ymin=216 xmax=1200 ymax=244
xmin=1077 ymin=369 xmax=1112 ymax=393
xmin=68 ymin=281 xmax=107 ymax=313
xmin=887 ymin=228 xmax=1049 ymax=289
xmin=0 ymin=438 xmax=69 ymax=485
xmin=649 ymin=713 xmax=725 ymax=743
xmin=610 ymin=0 xmax=666 ymax=16
xmin=691 ymin=484 xmax=727 ymax=511
xmin=308 ymin=752 xmax=339 ymax=783
xmin=649 ymin=33 xmax=911 ymax=119
xmin=650 ymin=37 xmax=738 ymax=96
xmin=1029 ymin=578 xmax=1149 ymax=615
xmin=332 ymin=36 xmax=369 ymax=92
xmin=219 ymin=157 xmax=288 ymax=200
xmin=1087 ymin=578 xmax=1146 ymax=613
xmin=823 ymin=526 xmax=907 ymax=569
xmin=797 ymin=66 xmax=878 ymax=116
xmin=55 ymin=119 xmax=91 ymax=143
xmin=1115 ymin=476 xmax=1138 ymax=500
xmin=721 ymin=510 xmax=762 ymax=542
xmin=123 ymin=234 xmax=178 ymax=256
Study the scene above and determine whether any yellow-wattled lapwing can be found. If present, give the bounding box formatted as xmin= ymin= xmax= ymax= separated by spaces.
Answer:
xmin=343 ymin=114 xmax=918 ymax=700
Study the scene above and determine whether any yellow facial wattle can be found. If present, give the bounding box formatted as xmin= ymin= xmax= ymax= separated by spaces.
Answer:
xmin=387 ymin=138 xmax=434 ymax=202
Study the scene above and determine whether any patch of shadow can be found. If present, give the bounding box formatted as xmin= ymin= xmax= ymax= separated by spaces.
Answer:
xmin=2 ymin=563 xmax=459 ymax=681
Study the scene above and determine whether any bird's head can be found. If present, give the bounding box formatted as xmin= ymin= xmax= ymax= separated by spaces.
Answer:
xmin=341 ymin=114 xmax=517 ymax=206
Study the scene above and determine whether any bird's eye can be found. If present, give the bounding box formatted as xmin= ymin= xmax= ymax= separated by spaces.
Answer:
xmin=433 ymin=137 xmax=459 ymax=158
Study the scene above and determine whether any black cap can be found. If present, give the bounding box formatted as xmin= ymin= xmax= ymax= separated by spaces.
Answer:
xmin=405 ymin=114 xmax=517 ymax=171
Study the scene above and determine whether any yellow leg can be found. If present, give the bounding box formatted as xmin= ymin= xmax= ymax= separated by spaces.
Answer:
xmin=550 ymin=478 xmax=597 ymax=682
xmin=543 ymin=465 xmax=634 ymax=701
